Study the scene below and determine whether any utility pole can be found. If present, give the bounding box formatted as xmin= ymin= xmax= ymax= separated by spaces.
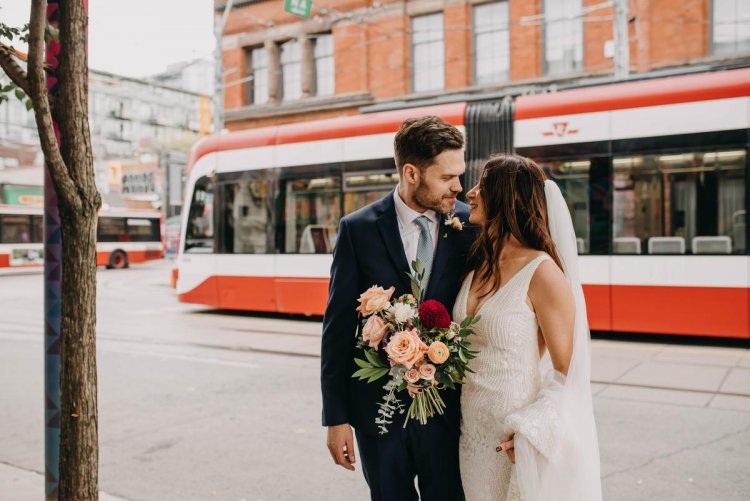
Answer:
xmin=613 ymin=0 xmax=630 ymax=79
xmin=214 ymin=0 xmax=234 ymax=133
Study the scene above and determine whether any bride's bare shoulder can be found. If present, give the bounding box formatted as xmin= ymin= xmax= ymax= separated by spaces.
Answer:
xmin=528 ymin=256 xmax=571 ymax=305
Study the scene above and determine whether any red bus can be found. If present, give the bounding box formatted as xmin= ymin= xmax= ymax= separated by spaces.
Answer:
xmin=0 ymin=204 xmax=164 ymax=270
xmin=175 ymin=68 xmax=749 ymax=339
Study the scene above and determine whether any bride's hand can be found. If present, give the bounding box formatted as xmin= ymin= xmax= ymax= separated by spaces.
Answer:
xmin=497 ymin=435 xmax=515 ymax=464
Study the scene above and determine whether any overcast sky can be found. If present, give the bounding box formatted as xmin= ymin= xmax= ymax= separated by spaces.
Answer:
xmin=0 ymin=0 xmax=215 ymax=78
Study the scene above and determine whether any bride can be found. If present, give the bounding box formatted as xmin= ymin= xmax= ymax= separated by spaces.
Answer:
xmin=453 ymin=154 xmax=601 ymax=500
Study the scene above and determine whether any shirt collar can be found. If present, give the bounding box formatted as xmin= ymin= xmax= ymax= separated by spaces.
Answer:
xmin=393 ymin=187 xmax=438 ymax=229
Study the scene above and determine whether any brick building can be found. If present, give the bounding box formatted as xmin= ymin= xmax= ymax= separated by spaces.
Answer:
xmin=218 ymin=0 xmax=750 ymax=130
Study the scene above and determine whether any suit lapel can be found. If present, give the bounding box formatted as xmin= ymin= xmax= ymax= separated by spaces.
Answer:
xmin=376 ymin=195 xmax=412 ymax=291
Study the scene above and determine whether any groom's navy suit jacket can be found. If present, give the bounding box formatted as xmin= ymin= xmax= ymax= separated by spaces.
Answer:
xmin=321 ymin=192 xmax=476 ymax=436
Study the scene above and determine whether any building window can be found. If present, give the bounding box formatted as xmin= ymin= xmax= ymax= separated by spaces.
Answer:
xmin=280 ymin=40 xmax=302 ymax=101
xmin=412 ymin=13 xmax=445 ymax=93
xmin=544 ymin=0 xmax=583 ymax=75
xmin=713 ymin=0 xmax=750 ymax=55
xmin=313 ymin=33 xmax=335 ymax=97
xmin=473 ymin=2 xmax=510 ymax=85
xmin=245 ymin=47 xmax=268 ymax=105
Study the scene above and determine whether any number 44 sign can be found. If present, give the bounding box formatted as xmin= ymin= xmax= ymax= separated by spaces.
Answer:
xmin=284 ymin=0 xmax=312 ymax=19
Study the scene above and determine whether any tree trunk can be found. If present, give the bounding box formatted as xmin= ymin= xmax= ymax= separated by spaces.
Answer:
xmin=56 ymin=0 xmax=101 ymax=498
xmin=58 ymin=210 xmax=99 ymax=500
xmin=2 ymin=1 xmax=102 ymax=497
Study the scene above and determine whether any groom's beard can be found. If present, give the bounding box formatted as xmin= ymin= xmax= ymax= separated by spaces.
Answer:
xmin=414 ymin=182 xmax=455 ymax=215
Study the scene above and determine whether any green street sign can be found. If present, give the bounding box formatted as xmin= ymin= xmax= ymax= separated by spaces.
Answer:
xmin=284 ymin=0 xmax=312 ymax=19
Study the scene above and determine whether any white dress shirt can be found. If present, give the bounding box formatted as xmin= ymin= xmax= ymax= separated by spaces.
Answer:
xmin=393 ymin=188 xmax=440 ymax=269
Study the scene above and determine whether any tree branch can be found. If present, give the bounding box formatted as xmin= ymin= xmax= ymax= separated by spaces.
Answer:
xmin=27 ymin=0 xmax=80 ymax=211
xmin=0 ymin=43 xmax=31 ymax=95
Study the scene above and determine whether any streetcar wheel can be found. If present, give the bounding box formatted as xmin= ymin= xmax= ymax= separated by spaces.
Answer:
xmin=108 ymin=250 xmax=129 ymax=269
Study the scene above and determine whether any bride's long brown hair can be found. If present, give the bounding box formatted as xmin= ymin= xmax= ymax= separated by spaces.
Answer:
xmin=467 ymin=154 xmax=564 ymax=297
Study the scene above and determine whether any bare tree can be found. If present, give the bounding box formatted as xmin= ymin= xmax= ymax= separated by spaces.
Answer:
xmin=0 ymin=1 xmax=100 ymax=498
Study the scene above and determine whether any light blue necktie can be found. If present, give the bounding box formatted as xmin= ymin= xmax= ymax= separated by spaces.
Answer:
xmin=414 ymin=215 xmax=433 ymax=279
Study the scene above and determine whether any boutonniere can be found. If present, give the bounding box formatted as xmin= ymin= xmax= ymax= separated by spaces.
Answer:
xmin=444 ymin=212 xmax=464 ymax=232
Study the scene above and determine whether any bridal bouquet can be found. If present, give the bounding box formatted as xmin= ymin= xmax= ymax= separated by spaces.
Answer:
xmin=352 ymin=260 xmax=480 ymax=434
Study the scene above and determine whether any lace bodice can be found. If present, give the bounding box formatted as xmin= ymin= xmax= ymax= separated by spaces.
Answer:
xmin=455 ymin=255 xmax=558 ymax=501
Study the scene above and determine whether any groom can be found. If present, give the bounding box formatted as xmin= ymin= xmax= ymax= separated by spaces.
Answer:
xmin=321 ymin=116 xmax=476 ymax=500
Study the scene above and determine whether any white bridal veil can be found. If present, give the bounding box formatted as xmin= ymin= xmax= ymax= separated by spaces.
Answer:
xmin=511 ymin=180 xmax=602 ymax=500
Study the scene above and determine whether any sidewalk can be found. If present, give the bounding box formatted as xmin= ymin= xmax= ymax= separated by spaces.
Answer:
xmin=590 ymin=339 xmax=750 ymax=411
xmin=0 ymin=463 xmax=129 ymax=501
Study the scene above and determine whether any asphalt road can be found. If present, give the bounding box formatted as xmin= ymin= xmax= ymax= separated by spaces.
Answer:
xmin=1 ymin=260 xmax=748 ymax=500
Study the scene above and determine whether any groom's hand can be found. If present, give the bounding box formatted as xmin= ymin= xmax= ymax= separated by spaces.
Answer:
xmin=327 ymin=424 xmax=356 ymax=471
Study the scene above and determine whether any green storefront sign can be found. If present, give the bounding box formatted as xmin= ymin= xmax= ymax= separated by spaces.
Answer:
xmin=1 ymin=185 xmax=44 ymax=206
xmin=284 ymin=0 xmax=312 ymax=19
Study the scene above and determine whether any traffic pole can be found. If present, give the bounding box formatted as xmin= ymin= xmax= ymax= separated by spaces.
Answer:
xmin=42 ymin=1 xmax=77 ymax=499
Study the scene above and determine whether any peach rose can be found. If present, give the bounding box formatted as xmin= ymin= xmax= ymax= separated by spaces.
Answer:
xmin=385 ymin=329 xmax=428 ymax=369
xmin=418 ymin=363 xmax=436 ymax=381
xmin=357 ymin=286 xmax=395 ymax=316
xmin=404 ymin=368 xmax=420 ymax=384
xmin=427 ymin=341 xmax=450 ymax=364
xmin=362 ymin=315 xmax=388 ymax=350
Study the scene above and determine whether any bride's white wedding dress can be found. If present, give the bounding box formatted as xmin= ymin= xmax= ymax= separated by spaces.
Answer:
xmin=454 ymin=255 xmax=556 ymax=501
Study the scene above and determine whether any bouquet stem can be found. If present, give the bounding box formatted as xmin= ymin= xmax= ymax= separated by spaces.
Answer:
xmin=403 ymin=386 xmax=446 ymax=427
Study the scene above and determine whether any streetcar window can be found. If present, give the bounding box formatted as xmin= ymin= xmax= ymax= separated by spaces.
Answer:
xmin=31 ymin=215 xmax=43 ymax=243
xmin=0 ymin=215 xmax=32 ymax=243
xmin=539 ymin=159 xmax=592 ymax=254
xmin=283 ymin=174 xmax=341 ymax=253
xmin=217 ymin=170 xmax=278 ymax=254
xmin=98 ymin=217 xmax=126 ymax=242
xmin=343 ymin=171 xmax=398 ymax=216
xmin=126 ymin=218 xmax=160 ymax=242
xmin=613 ymin=149 xmax=746 ymax=254
xmin=185 ymin=176 xmax=215 ymax=253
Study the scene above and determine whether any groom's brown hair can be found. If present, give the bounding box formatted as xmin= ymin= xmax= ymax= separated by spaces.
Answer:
xmin=394 ymin=116 xmax=464 ymax=175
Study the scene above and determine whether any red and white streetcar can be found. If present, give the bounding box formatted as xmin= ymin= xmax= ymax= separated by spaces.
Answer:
xmin=175 ymin=68 xmax=749 ymax=339
xmin=0 ymin=204 xmax=164 ymax=270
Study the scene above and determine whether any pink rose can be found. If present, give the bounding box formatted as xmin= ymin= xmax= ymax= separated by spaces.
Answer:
xmin=418 ymin=363 xmax=436 ymax=381
xmin=357 ymin=286 xmax=396 ymax=316
xmin=362 ymin=315 xmax=388 ymax=350
xmin=384 ymin=329 xmax=428 ymax=369
xmin=405 ymin=368 xmax=420 ymax=383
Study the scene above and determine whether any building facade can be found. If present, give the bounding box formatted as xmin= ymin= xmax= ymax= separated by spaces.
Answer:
xmin=219 ymin=0 xmax=750 ymax=130
xmin=0 ymin=67 xmax=211 ymax=210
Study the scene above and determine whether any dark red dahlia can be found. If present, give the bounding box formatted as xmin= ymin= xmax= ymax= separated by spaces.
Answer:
xmin=418 ymin=300 xmax=451 ymax=330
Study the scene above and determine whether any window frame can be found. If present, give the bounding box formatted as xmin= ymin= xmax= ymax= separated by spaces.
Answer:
xmin=312 ymin=33 xmax=335 ymax=97
xmin=280 ymin=39 xmax=303 ymax=102
xmin=411 ymin=12 xmax=446 ymax=93
xmin=710 ymin=0 xmax=750 ymax=56
xmin=542 ymin=0 xmax=584 ymax=76
xmin=472 ymin=1 xmax=510 ymax=85
xmin=244 ymin=46 xmax=269 ymax=106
